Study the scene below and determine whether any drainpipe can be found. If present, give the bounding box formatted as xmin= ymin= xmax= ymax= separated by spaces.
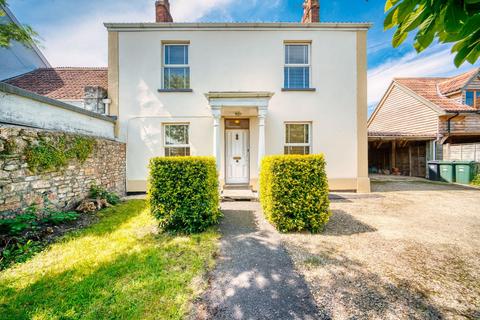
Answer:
xmin=447 ymin=112 xmax=460 ymax=135
xmin=102 ymin=98 xmax=111 ymax=115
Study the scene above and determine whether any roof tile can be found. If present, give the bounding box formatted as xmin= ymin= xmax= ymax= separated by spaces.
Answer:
xmin=3 ymin=67 xmax=108 ymax=100
xmin=394 ymin=68 xmax=480 ymax=112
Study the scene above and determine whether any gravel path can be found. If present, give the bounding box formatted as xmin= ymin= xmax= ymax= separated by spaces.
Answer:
xmin=196 ymin=201 xmax=321 ymax=320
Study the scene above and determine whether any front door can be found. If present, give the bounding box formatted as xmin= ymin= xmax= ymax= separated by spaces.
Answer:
xmin=226 ymin=129 xmax=249 ymax=184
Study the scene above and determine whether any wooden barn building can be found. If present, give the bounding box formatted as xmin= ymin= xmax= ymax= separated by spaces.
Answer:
xmin=368 ymin=68 xmax=480 ymax=177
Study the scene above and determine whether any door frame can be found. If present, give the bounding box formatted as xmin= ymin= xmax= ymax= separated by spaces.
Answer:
xmin=224 ymin=119 xmax=250 ymax=185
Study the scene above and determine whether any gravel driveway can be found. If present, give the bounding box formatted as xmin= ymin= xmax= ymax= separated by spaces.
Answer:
xmin=282 ymin=179 xmax=480 ymax=320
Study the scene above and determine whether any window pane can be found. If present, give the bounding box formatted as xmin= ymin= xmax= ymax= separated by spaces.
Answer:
xmin=286 ymin=124 xmax=309 ymax=144
xmin=285 ymin=45 xmax=308 ymax=64
xmin=165 ymin=147 xmax=190 ymax=157
xmin=466 ymin=91 xmax=474 ymax=106
xmin=165 ymin=125 xmax=188 ymax=145
xmin=165 ymin=45 xmax=188 ymax=65
xmin=164 ymin=67 xmax=190 ymax=89
xmin=284 ymin=67 xmax=309 ymax=89
xmin=284 ymin=146 xmax=310 ymax=155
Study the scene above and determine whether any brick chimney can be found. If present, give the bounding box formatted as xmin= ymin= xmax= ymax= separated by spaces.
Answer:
xmin=155 ymin=0 xmax=173 ymax=23
xmin=301 ymin=0 xmax=320 ymax=23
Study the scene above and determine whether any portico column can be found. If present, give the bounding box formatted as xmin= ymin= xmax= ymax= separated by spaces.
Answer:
xmin=212 ymin=108 xmax=222 ymax=171
xmin=258 ymin=108 xmax=267 ymax=167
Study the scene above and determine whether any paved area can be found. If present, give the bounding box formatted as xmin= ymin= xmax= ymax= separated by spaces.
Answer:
xmin=197 ymin=201 xmax=321 ymax=320
xmin=282 ymin=180 xmax=480 ymax=320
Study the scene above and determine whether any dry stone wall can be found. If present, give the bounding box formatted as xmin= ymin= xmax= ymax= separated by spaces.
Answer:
xmin=0 ymin=125 xmax=126 ymax=213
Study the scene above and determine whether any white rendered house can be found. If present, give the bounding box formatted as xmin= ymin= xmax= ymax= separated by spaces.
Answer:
xmin=105 ymin=0 xmax=371 ymax=193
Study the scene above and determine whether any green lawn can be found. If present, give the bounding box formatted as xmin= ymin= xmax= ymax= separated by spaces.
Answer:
xmin=0 ymin=200 xmax=219 ymax=320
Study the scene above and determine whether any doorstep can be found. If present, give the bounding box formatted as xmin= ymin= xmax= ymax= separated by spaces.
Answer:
xmin=221 ymin=186 xmax=258 ymax=201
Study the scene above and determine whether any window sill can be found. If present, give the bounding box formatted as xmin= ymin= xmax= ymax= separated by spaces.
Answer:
xmin=158 ymin=89 xmax=193 ymax=93
xmin=281 ymin=88 xmax=316 ymax=92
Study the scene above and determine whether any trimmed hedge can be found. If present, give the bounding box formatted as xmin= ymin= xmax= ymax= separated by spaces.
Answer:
xmin=259 ymin=154 xmax=330 ymax=233
xmin=148 ymin=156 xmax=221 ymax=233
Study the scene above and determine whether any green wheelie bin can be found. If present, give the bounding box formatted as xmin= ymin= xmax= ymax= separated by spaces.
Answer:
xmin=439 ymin=161 xmax=456 ymax=183
xmin=454 ymin=161 xmax=478 ymax=184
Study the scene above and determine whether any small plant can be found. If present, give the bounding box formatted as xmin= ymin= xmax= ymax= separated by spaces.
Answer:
xmin=472 ymin=174 xmax=480 ymax=186
xmin=42 ymin=211 xmax=79 ymax=225
xmin=0 ymin=199 xmax=81 ymax=270
xmin=90 ymin=184 xmax=121 ymax=205
xmin=0 ymin=212 xmax=37 ymax=235
xmin=0 ymin=240 xmax=43 ymax=270
xmin=0 ymin=203 xmax=79 ymax=237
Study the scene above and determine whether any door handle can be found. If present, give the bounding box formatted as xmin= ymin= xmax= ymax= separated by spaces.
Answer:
xmin=233 ymin=156 xmax=241 ymax=160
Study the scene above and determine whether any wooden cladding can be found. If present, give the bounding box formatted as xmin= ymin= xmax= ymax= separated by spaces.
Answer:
xmin=439 ymin=114 xmax=480 ymax=135
xmin=368 ymin=84 xmax=438 ymax=136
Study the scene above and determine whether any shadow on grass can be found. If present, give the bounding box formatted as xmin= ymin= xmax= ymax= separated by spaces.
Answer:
xmin=74 ymin=200 xmax=148 ymax=237
xmin=0 ymin=199 xmax=217 ymax=320
xmin=0 ymin=245 xmax=195 ymax=320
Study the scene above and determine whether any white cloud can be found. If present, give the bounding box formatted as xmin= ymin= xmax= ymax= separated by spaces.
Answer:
xmin=367 ymin=45 xmax=478 ymax=111
xmin=172 ymin=0 xmax=233 ymax=21
xmin=36 ymin=0 xmax=234 ymax=67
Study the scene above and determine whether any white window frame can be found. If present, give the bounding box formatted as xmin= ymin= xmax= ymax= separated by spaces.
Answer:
xmin=284 ymin=122 xmax=312 ymax=155
xmin=163 ymin=123 xmax=190 ymax=156
xmin=284 ymin=43 xmax=312 ymax=89
xmin=162 ymin=44 xmax=190 ymax=89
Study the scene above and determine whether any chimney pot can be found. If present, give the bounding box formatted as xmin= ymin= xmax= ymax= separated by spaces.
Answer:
xmin=155 ymin=0 xmax=173 ymax=23
xmin=301 ymin=0 xmax=320 ymax=23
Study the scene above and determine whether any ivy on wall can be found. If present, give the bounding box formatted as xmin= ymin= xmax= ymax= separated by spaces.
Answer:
xmin=25 ymin=135 xmax=96 ymax=173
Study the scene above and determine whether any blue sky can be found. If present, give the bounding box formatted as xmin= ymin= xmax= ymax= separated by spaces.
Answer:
xmin=7 ymin=0 xmax=480 ymax=110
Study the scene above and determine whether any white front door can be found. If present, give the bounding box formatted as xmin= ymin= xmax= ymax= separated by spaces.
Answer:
xmin=226 ymin=129 xmax=249 ymax=184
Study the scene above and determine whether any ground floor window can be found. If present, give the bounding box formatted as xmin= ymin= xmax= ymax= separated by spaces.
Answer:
xmin=164 ymin=123 xmax=190 ymax=156
xmin=284 ymin=122 xmax=311 ymax=155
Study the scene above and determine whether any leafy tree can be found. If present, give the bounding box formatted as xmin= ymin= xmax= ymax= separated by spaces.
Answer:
xmin=0 ymin=0 xmax=37 ymax=48
xmin=384 ymin=0 xmax=480 ymax=67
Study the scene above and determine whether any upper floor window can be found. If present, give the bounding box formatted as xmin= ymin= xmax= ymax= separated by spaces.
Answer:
xmin=465 ymin=90 xmax=480 ymax=108
xmin=164 ymin=123 xmax=190 ymax=156
xmin=284 ymin=44 xmax=311 ymax=89
xmin=284 ymin=123 xmax=311 ymax=155
xmin=163 ymin=44 xmax=190 ymax=90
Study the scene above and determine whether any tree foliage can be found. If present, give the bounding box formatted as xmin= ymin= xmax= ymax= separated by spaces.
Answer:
xmin=384 ymin=0 xmax=480 ymax=67
xmin=0 ymin=0 xmax=37 ymax=48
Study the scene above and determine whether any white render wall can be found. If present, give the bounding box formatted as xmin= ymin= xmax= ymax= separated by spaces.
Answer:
xmin=0 ymin=86 xmax=115 ymax=139
xmin=117 ymin=29 xmax=359 ymax=187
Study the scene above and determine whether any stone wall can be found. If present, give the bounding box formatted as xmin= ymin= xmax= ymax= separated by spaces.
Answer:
xmin=0 ymin=125 xmax=126 ymax=213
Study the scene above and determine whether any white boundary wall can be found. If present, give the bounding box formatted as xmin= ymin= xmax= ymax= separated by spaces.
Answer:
xmin=0 ymin=82 xmax=115 ymax=139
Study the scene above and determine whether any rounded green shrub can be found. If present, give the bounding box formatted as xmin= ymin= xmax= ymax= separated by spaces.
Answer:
xmin=259 ymin=154 xmax=331 ymax=233
xmin=148 ymin=156 xmax=221 ymax=234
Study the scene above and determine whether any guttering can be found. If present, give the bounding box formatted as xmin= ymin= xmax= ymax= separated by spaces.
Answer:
xmin=104 ymin=22 xmax=372 ymax=32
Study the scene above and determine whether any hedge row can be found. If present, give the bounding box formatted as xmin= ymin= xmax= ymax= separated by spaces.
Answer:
xmin=259 ymin=154 xmax=330 ymax=233
xmin=148 ymin=156 xmax=221 ymax=233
